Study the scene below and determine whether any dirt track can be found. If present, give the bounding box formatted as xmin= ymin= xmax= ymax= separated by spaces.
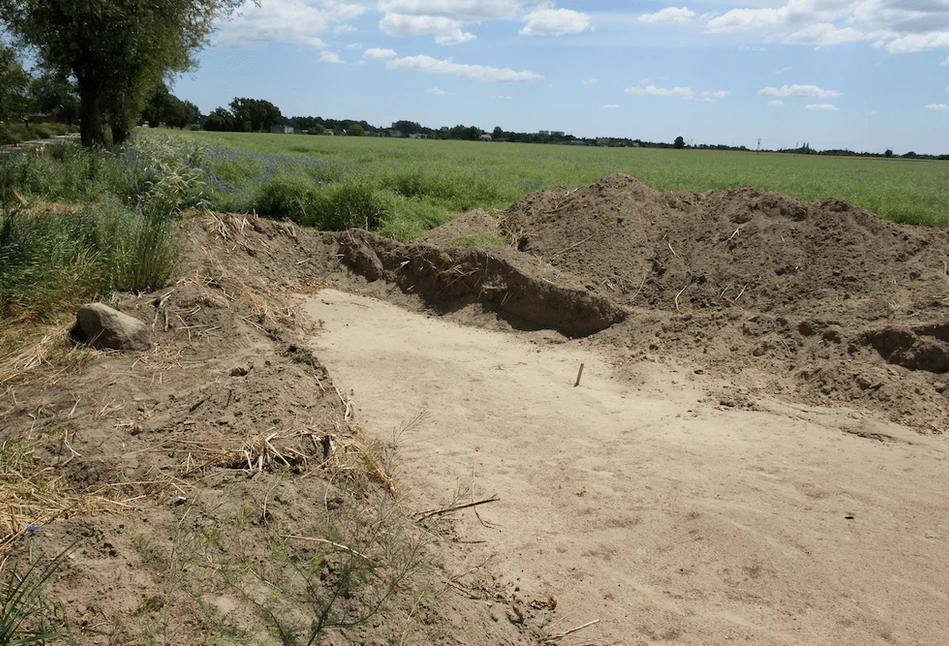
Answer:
xmin=306 ymin=288 xmax=949 ymax=646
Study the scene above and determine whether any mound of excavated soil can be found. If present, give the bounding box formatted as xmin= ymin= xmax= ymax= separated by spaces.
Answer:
xmin=495 ymin=173 xmax=949 ymax=430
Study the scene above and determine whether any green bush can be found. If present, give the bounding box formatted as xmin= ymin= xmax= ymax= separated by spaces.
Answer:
xmin=253 ymin=177 xmax=391 ymax=231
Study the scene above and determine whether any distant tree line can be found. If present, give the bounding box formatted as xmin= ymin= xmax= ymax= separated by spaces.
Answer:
xmin=6 ymin=61 xmax=946 ymax=159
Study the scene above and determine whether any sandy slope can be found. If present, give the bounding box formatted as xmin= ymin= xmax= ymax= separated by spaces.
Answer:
xmin=304 ymin=288 xmax=949 ymax=646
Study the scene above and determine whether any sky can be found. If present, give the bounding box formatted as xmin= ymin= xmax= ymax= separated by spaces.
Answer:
xmin=172 ymin=0 xmax=949 ymax=155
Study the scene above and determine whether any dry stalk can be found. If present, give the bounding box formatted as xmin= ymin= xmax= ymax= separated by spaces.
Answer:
xmin=552 ymin=234 xmax=594 ymax=258
xmin=674 ymin=284 xmax=690 ymax=313
xmin=542 ymin=619 xmax=601 ymax=643
xmin=414 ymin=495 xmax=500 ymax=522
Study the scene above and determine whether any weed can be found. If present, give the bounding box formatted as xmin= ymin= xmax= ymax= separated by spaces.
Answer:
xmin=450 ymin=233 xmax=509 ymax=248
xmin=0 ymin=543 xmax=72 ymax=645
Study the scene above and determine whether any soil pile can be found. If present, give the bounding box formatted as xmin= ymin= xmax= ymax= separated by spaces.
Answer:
xmin=497 ymin=173 xmax=949 ymax=429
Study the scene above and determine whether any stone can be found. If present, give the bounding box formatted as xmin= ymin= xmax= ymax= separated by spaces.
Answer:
xmin=73 ymin=303 xmax=151 ymax=351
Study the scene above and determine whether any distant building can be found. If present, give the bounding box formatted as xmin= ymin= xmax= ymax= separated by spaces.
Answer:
xmin=538 ymin=130 xmax=549 ymax=136
xmin=480 ymin=134 xmax=492 ymax=141
xmin=270 ymin=125 xmax=295 ymax=134
xmin=551 ymin=131 xmax=565 ymax=137
xmin=388 ymin=130 xmax=404 ymax=138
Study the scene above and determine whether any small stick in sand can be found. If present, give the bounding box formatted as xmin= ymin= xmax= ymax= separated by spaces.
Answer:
xmin=414 ymin=495 xmax=500 ymax=522
xmin=543 ymin=618 xmax=601 ymax=643
xmin=574 ymin=363 xmax=585 ymax=387
xmin=667 ymin=241 xmax=678 ymax=256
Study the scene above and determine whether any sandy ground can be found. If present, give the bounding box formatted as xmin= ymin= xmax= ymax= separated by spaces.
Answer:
xmin=304 ymin=288 xmax=949 ymax=646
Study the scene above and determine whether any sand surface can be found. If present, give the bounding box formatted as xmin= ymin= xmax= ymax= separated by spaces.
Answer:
xmin=305 ymin=288 xmax=949 ymax=646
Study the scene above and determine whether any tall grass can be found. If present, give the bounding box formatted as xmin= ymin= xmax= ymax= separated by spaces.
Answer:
xmin=0 ymin=137 xmax=200 ymax=323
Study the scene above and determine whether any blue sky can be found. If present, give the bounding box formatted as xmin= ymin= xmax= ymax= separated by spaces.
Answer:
xmin=173 ymin=1 xmax=949 ymax=154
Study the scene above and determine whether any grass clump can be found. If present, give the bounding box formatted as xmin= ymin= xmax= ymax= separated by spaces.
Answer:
xmin=450 ymin=233 xmax=509 ymax=248
xmin=0 ymin=135 xmax=204 ymax=324
xmin=0 ymin=544 xmax=72 ymax=645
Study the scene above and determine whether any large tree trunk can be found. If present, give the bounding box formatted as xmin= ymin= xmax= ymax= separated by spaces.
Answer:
xmin=111 ymin=109 xmax=130 ymax=146
xmin=77 ymin=75 xmax=105 ymax=148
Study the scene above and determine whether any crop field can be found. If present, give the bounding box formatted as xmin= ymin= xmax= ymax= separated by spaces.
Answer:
xmin=172 ymin=130 xmax=949 ymax=235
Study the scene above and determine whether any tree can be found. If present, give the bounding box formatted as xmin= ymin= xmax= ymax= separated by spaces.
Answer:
xmin=673 ymin=135 xmax=685 ymax=149
xmin=492 ymin=126 xmax=504 ymax=140
xmin=30 ymin=70 xmax=80 ymax=124
xmin=142 ymin=83 xmax=201 ymax=129
xmin=347 ymin=123 xmax=364 ymax=136
xmin=0 ymin=0 xmax=243 ymax=147
xmin=392 ymin=120 xmax=421 ymax=136
xmin=203 ymin=107 xmax=234 ymax=132
xmin=229 ymin=97 xmax=282 ymax=132
xmin=884 ymin=149 xmax=893 ymax=158
xmin=0 ymin=45 xmax=33 ymax=124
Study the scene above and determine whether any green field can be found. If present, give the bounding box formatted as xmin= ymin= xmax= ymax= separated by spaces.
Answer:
xmin=173 ymin=130 xmax=949 ymax=234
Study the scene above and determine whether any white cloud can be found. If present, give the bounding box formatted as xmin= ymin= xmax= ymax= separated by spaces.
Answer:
xmin=386 ymin=55 xmax=543 ymax=82
xmin=942 ymin=57 xmax=949 ymax=66
xmin=768 ymin=100 xmax=784 ymax=106
xmin=706 ymin=7 xmax=788 ymax=34
xmin=700 ymin=90 xmax=732 ymax=101
xmin=346 ymin=42 xmax=362 ymax=49
xmin=601 ymin=104 xmax=619 ymax=108
xmin=333 ymin=24 xmax=356 ymax=35
xmin=704 ymin=0 xmax=949 ymax=54
xmin=364 ymin=47 xmax=398 ymax=59
xmin=806 ymin=103 xmax=838 ymax=110
xmin=317 ymin=51 xmax=344 ymax=64
xmin=377 ymin=0 xmax=524 ymax=22
xmin=377 ymin=0 xmax=533 ymax=44
xmin=625 ymin=85 xmax=694 ymax=100
xmin=759 ymin=84 xmax=841 ymax=98
xmin=639 ymin=7 xmax=697 ymax=24
xmin=428 ymin=87 xmax=446 ymax=94
xmin=866 ymin=110 xmax=877 ymax=115
xmin=213 ymin=0 xmax=365 ymax=49
xmin=785 ymin=23 xmax=865 ymax=45
xmin=379 ymin=13 xmax=476 ymax=44
xmin=521 ymin=5 xmax=590 ymax=36
xmin=738 ymin=45 xmax=767 ymax=51
xmin=885 ymin=32 xmax=949 ymax=53
xmin=926 ymin=103 xmax=949 ymax=112
xmin=781 ymin=65 xmax=793 ymax=71
xmin=582 ymin=78 xmax=599 ymax=85
xmin=490 ymin=95 xmax=513 ymax=99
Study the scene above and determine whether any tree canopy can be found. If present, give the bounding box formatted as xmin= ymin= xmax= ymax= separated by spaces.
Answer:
xmin=0 ymin=45 xmax=32 ymax=124
xmin=0 ymin=0 xmax=242 ymax=147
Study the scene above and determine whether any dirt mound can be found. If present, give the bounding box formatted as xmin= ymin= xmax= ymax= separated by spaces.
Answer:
xmin=497 ymin=174 xmax=949 ymax=429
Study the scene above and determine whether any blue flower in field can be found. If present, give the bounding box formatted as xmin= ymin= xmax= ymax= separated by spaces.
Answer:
xmin=26 ymin=524 xmax=40 ymax=532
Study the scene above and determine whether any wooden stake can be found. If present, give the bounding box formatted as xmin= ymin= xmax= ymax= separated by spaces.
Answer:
xmin=574 ymin=363 xmax=585 ymax=387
